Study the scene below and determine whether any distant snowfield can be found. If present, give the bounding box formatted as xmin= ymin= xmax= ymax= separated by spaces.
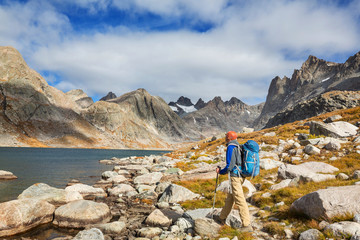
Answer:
xmin=170 ymin=104 xmax=197 ymax=114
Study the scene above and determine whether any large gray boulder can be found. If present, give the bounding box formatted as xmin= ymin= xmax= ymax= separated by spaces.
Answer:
xmin=73 ymin=228 xmax=104 ymax=240
xmin=133 ymin=172 xmax=163 ymax=185
xmin=158 ymin=184 xmax=200 ymax=203
xmin=0 ymin=199 xmax=55 ymax=237
xmin=18 ymin=183 xmax=82 ymax=205
xmin=53 ymin=200 xmax=111 ymax=228
xmin=0 ymin=170 xmax=17 ymax=180
xmin=108 ymin=184 xmax=137 ymax=197
xmin=309 ymin=121 xmax=359 ymax=138
xmin=278 ymin=162 xmax=338 ymax=182
xmin=291 ymin=185 xmax=360 ymax=219
xmin=65 ymin=184 xmax=107 ymax=198
xmin=324 ymin=221 xmax=360 ymax=237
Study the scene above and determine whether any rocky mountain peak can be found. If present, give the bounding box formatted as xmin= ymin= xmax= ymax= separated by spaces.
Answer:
xmin=176 ymin=96 xmax=193 ymax=106
xmin=225 ymin=97 xmax=245 ymax=106
xmin=100 ymin=92 xmax=117 ymax=101
xmin=194 ymin=98 xmax=206 ymax=110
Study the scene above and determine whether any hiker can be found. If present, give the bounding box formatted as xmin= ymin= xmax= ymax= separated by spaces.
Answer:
xmin=214 ymin=131 xmax=253 ymax=232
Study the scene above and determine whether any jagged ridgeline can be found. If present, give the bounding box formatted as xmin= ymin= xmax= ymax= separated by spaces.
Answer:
xmin=0 ymin=46 xmax=199 ymax=149
xmin=254 ymin=52 xmax=360 ymax=129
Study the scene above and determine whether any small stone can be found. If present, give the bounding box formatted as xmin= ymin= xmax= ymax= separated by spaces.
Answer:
xmin=336 ymin=173 xmax=349 ymax=180
xmin=262 ymin=192 xmax=271 ymax=198
xmin=319 ymin=221 xmax=329 ymax=230
xmin=354 ymin=214 xmax=360 ymax=223
xmin=304 ymin=145 xmax=321 ymax=155
xmin=353 ymin=170 xmax=360 ymax=179
xmin=275 ymin=202 xmax=285 ymax=207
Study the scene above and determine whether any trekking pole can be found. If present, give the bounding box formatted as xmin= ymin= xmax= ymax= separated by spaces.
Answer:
xmin=212 ymin=167 xmax=220 ymax=210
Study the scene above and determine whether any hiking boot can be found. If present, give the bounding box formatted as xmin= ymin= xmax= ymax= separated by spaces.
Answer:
xmin=240 ymin=225 xmax=254 ymax=232
xmin=213 ymin=215 xmax=225 ymax=225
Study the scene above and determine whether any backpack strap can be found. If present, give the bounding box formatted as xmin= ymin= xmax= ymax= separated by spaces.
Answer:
xmin=228 ymin=143 xmax=245 ymax=178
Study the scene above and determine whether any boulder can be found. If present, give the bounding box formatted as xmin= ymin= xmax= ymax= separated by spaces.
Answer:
xmin=137 ymin=227 xmax=163 ymax=238
xmin=73 ymin=228 xmax=104 ymax=240
xmin=309 ymin=121 xmax=359 ymax=138
xmin=324 ymin=221 xmax=360 ymax=237
xmin=88 ymin=221 xmax=126 ymax=235
xmin=270 ymin=178 xmax=299 ymax=191
xmin=184 ymin=208 xmax=213 ymax=220
xmin=108 ymin=175 xmax=127 ymax=184
xmin=324 ymin=115 xmax=342 ymax=123
xmin=53 ymin=200 xmax=111 ymax=228
xmin=194 ymin=218 xmax=220 ymax=238
xmin=291 ymin=185 xmax=360 ymax=219
xmin=145 ymin=209 xmax=181 ymax=228
xmin=278 ymin=162 xmax=338 ymax=182
xmin=298 ymin=229 xmax=324 ymax=240
xmin=158 ymin=184 xmax=200 ymax=203
xmin=336 ymin=173 xmax=350 ymax=180
xmin=260 ymin=158 xmax=283 ymax=170
xmin=108 ymin=184 xmax=137 ymax=196
xmin=101 ymin=171 xmax=118 ymax=180
xmin=353 ymin=170 xmax=360 ymax=179
xmin=325 ymin=141 xmax=341 ymax=151
xmin=0 ymin=199 xmax=55 ymax=237
xmin=0 ymin=170 xmax=17 ymax=180
xmin=65 ymin=184 xmax=107 ymax=198
xmin=134 ymin=172 xmax=163 ymax=185
xmin=18 ymin=183 xmax=83 ymax=205
xmin=175 ymin=218 xmax=194 ymax=233
xmin=304 ymin=145 xmax=321 ymax=155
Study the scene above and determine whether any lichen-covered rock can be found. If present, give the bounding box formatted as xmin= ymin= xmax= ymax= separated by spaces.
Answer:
xmin=0 ymin=199 xmax=55 ymax=237
xmin=53 ymin=200 xmax=111 ymax=228
xmin=18 ymin=183 xmax=82 ymax=205
xmin=291 ymin=185 xmax=360 ymax=219
xmin=108 ymin=184 xmax=136 ymax=196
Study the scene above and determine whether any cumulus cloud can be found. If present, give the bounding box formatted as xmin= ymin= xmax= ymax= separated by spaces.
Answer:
xmin=1 ymin=0 xmax=359 ymax=104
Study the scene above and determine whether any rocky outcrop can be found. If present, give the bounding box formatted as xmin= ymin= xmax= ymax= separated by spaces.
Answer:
xmin=99 ymin=92 xmax=117 ymax=101
xmin=183 ymin=96 xmax=264 ymax=137
xmin=53 ymin=200 xmax=111 ymax=228
xmin=66 ymin=89 xmax=94 ymax=110
xmin=309 ymin=121 xmax=359 ymax=138
xmin=291 ymin=185 xmax=360 ymax=219
xmin=255 ymin=51 xmax=360 ymax=129
xmin=0 ymin=199 xmax=55 ymax=237
xmin=266 ymin=91 xmax=360 ymax=128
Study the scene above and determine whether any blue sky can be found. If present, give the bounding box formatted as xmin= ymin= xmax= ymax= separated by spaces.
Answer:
xmin=0 ymin=0 xmax=359 ymax=104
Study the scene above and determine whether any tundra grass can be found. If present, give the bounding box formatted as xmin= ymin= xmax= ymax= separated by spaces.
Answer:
xmin=218 ymin=225 xmax=253 ymax=240
xmin=175 ymin=176 xmax=228 ymax=209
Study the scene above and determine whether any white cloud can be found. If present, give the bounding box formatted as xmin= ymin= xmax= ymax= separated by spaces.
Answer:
xmin=1 ymin=0 xmax=360 ymax=105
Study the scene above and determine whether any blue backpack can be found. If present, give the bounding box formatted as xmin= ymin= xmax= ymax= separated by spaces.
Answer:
xmin=235 ymin=140 xmax=260 ymax=178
